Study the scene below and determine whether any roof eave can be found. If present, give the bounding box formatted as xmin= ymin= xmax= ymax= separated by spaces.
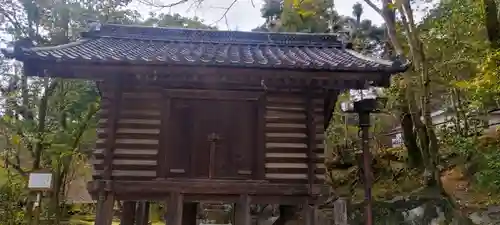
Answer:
xmin=17 ymin=57 xmax=408 ymax=75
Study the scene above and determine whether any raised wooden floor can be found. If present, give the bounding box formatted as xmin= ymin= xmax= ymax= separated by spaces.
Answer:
xmin=88 ymin=179 xmax=327 ymax=204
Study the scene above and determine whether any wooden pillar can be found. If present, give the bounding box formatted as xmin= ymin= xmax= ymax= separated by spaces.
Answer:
xmin=182 ymin=202 xmax=198 ymax=225
xmin=274 ymin=205 xmax=296 ymax=225
xmin=135 ymin=201 xmax=150 ymax=225
xmin=305 ymin=92 xmax=317 ymax=191
xmin=302 ymin=204 xmax=316 ymax=225
xmin=234 ymin=195 xmax=251 ymax=225
xmin=255 ymin=94 xmax=266 ymax=180
xmin=120 ymin=201 xmax=137 ymax=225
xmin=96 ymin=75 xmax=122 ymax=225
xmin=94 ymin=193 xmax=115 ymax=225
xmin=166 ymin=192 xmax=184 ymax=225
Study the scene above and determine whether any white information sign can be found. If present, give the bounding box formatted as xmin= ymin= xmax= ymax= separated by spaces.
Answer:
xmin=28 ymin=172 xmax=53 ymax=190
xmin=392 ymin=133 xmax=403 ymax=147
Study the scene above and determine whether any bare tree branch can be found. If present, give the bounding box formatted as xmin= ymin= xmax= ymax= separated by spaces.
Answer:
xmin=3 ymin=157 xmax=27 ymax=177
xmin=137 ymin=0 xmax=189 ymax=8
xmin=363 ymin=0 xmax=382 ymax=15
xmin=210 ymin=0 xmax=238 ymax=26
xmin=224 ymin=14 xmax=230 ymax=30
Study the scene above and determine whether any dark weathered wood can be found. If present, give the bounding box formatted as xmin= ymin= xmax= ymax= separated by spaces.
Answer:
xmin=103 ymin=76 xmax=123 ymax=181
xmin=306 ymin=92 xmax=316 ymax=193
xmin=302 ymin=204 xmax=315 ymax=225
xmin=165 ymin=98 xmax=257 ymax=180
xmin=93 ymin=164 xmax=157 ymax=171
xmin=274 ymin=205 xmax=297 ymax=225
xmin=234 ymin=195 xmax=251 ymax=225
xmin=158 ymin=92 xmax=171 ymax=178
xmin=135 ymin=201 xmax=150 ymax=225
xmin=98 ymin=133 xmax=160 ymax=140
xmin=96 ymin=143 xmax=159 ymax=150
xmin=265 ymin=147 xmax=324 ymax=154
xmin=120 ymin=201 xmax=137 ymax=225
xmin=94 ymin=193 xmax=115 ymax=225
xmin=265 ymin=158 xmax=323 ymax=164
xmin=265 ymin=136 xmax=308 ymax=143
xmin=265 ymin=168 xmax=325 ymax=174
xmin=182 ymin=203 xmax=198 ymax=225
xmin=87 ymin=180 xmax=323 ymax=195
xmin=255 ymin=94 xmax=266 ymax=180
xmin=98 ymin=122 xmax=161 ymax=130
xmin=25 ymin=62 xmax=390 ymax=88
xmin=324 ymin=90 xmax=339 ymax=129
xmin=166 ymin=192 xmax=184 ymax=225
xmin=106 ymin=193 xmax=316 ymax=204
xmin=165 ymin=89 xmax=263 ymax=101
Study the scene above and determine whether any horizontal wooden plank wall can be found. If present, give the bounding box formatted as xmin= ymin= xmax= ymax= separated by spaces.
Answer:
xmin=93 ymin=84 xmax=161 ymax=180
xmin=264 ymin=94 xmax=326 ymax=184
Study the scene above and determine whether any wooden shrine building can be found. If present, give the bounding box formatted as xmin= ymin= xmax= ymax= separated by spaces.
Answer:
xmin=2 ymin=24 xmax=406 ymax=225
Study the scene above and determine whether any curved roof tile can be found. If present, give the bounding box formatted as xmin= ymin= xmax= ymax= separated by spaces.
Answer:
xmin=2 ymin=24 xmax=408 ymax=73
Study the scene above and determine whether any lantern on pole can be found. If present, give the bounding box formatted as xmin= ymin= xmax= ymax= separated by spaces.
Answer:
xmin=340 ymin=86 xmax=387 ymax=225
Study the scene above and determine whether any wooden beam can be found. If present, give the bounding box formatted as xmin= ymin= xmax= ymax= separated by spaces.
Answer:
xmin=24 ymin=62 xmax=391 ymax=88
xmin=324 ymin=90 xmax=340 ymax=130
xmin=182 ymin=203 xmax=198 ymax=225
xmin=166 ymin=192 xmax=184 ymax=225
xmin=306 ymin=91 xmax=316 ymax=190
xmin=87 ymin=180 xmax=324 ymax=196
xmin=255 ymin=94 xmax=266 ymax=179
xmin=120 ymin=201 xmax=137 ymax=225
xmin=302 ymin=204 xmax=316 ymax=225
xmin=274 ymin=205 xmax=297 ymax=225
xmin=94 ymin=193 xmax=114 ymax=225
xmin=234 ymin=195 xmax=251 ymax=225
xmin=157 ymin=91 xmax=171 ymax=179
xmin=107 ymin=193 xmax=313 ymax=204
xmin=103 ymin=75 xmax=123 ymax=181
xmin=164 ymin=89 xmax=263 ymax=101
xmin=134 ymin=201 xmax=150 ymax=225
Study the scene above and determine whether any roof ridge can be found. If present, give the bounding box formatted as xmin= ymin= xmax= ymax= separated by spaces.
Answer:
xmin=95 ymin=23 xmax=340 ymax=36
xmin=80 ymin=23 xmax=345 ymax=47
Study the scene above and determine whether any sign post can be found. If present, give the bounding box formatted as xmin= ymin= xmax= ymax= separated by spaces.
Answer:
xmin=28 ymin=169 xmax=53 ymax=225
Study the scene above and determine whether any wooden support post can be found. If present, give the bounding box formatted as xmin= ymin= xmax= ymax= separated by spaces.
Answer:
xmin=274 ymin=205 xmax=296 ymax=225
xmin=182 ymin=202 xmax=198 ymax=225
xmin=166 ymin=192 xmax=184 ymax=225
xmin=302 ymin=204 xmax=315 ymax=225
xmin=255 ymin=94 xmax=266 ymax=180
xmin=94 ymin=193 xmax=115 ymax=225
xmin=135 ymin=201 xmax=150 ymax=225
xmin=234 ymin=195 xmax=251 ymax=225
xmin=305 ymin=91 xmax=316 ymax=191
xmin=96 ymin=75 xmax=122 ymax=225
xmin=103 ymin=75 xmax=122 ymax=180
xmin=121 ymin=201 xmax=137 ymax=225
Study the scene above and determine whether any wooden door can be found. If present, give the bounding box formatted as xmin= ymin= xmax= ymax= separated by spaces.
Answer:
xmin=164 ymin=95 xmax=258 ymax=180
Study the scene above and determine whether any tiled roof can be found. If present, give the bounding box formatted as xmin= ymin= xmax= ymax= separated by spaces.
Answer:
xmin=2 ymin=24 xmax=407 ymax=73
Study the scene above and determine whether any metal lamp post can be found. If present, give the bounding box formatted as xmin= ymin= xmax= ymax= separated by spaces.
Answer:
xmin=340 ymin=87 xmax=386 ymax=225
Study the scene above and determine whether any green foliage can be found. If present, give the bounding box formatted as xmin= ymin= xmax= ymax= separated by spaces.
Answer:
xmin=142 ymin=13 xmax=216 ymax=29
xmin=457 ymin=50 xmax=500 ymax=109
xmin=439 ymin=124 xmax=500 ymax=193
xmin=278 ymin=0 xmax=333 ymax=32
xmin=472 ymin=132 xmax=500 ymax=192
xmin=0 ymin=170 xmax=26 ymax=225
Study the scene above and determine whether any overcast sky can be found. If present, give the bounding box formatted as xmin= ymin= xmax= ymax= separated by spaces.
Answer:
xmin=130 ymin=0 xmax=388 ymax=31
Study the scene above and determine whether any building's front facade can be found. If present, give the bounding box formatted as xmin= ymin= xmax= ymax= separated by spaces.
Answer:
xmin=2 ymin=23 xmax=407 ymax=225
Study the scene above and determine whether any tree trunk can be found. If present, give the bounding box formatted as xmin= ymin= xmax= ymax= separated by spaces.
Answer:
xmin=400 ymin=104 xmax=422 ymax=168
xmin=483 ymin=0 xmax=500 ymax=49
